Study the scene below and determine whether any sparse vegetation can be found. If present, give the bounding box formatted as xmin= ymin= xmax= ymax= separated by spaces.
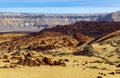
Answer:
xmin=105 ymin=60 xmax=114 ymax=65
xmin=73 ymin=45 xmax=95 ymax=56
xmin=100 ymin=67 xmax=108 ymax=70
xmin=90 ymin=60 xmax=104 ymax=63
xmin=107 ymin=54 xmax=114 ymax=57
xmin=86 ymin=66 xmax=98 ymax=69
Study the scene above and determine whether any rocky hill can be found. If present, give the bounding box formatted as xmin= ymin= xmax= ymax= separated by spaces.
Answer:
xmin=0 ymin=21 xmax=120 ymax=53
xmin=0 ymin=32 xmax=79 ymax=53
xmin=40 ymin=21 xmax=120 ymax=38
xmin=0 ymin=11 xmax=120 ymax=32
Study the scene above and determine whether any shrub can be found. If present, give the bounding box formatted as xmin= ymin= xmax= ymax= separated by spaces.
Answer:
xmin=105 ymin=60 xmax=114 ymax=65
xmin=86 ymin=66 xmax=98 ymax=69
xmin=101 ymin=67 xmax=108 ymax=70
xmin=90 ymin=60 xmax=104 ymax=63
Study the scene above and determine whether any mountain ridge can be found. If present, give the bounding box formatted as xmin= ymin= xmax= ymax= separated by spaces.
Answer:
xmin=0 ymin=11 xmax=120 ymax=32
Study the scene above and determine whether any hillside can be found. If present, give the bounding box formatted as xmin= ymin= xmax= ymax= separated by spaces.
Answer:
xmin=0 ymin=33 xmax=27 ymax=44
xmin=40 ymin=21 xmax=120 ymax=38
xmin=0 ymin=32 xmax=79 ymax=53
xmin=94 ymin=30 xmax=120 ymax=44
xmin=0 ymin=21 xmax=120 ymax=53
xmin=91 ymin=30 xmax=120 ymax=62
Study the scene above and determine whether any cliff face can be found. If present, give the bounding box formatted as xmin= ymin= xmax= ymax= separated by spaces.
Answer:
xmin=0 ymin=11 xmax=120 ymax=32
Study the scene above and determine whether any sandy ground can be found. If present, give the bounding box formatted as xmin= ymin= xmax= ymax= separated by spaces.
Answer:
xmin=0 ymin=33 xmax=27 ymax=43
xmin=0 ymin=56 xmax=120 ymax=78
xmin=92 ymin=44 xmax=116 ymax=53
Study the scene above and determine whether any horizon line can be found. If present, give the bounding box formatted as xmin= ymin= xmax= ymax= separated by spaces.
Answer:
xmin=0 ymin=7 xmax=119 ymax=14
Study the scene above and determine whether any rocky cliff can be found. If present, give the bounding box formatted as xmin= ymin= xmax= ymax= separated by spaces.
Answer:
xmin=0 ymin=11 xmax=120 ymax=32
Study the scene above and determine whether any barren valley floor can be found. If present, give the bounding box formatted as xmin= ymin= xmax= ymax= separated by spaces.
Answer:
xmin=0 ymin=56 xmax=120 ymax=78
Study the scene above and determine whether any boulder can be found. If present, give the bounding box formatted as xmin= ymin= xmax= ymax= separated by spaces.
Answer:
xmin=108 ymin=72 xmax=115 ymax=75
xmin=10 ymin=64 xmax=17 ymax=68
xmin=25 ymin=52 xmax=34 ymax=58
xmin=3 ymin=59 xmax=11 ymax=63
xmin=36 ymin=58 xmax=45 ymax=65
xmin=54 ymin=59 xmax=66 ymax=66
xmin=97 ymin=76 xmax=102 ymax=78
xmin=116 ymin=64 xmax=120 ymax=67
xmin=115 ymin=69 xmax=120 ymax=74
xmin=42 ymin=57 xmax=53 ymax=65
xmin=3 ymin=64 xmax=10 ymax=68
xmin=3 ymin=55 xmax=9 ymax=59
xmin=64 ymin=59 xmax=69 ymax=62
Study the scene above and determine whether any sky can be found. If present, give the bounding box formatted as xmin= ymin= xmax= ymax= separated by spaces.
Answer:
xmin=0 ymin=0 xmax=119 ymax=13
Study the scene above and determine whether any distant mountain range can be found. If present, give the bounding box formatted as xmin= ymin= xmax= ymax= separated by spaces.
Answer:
xmin=0 ymin=11 xmax=120 ymax=32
